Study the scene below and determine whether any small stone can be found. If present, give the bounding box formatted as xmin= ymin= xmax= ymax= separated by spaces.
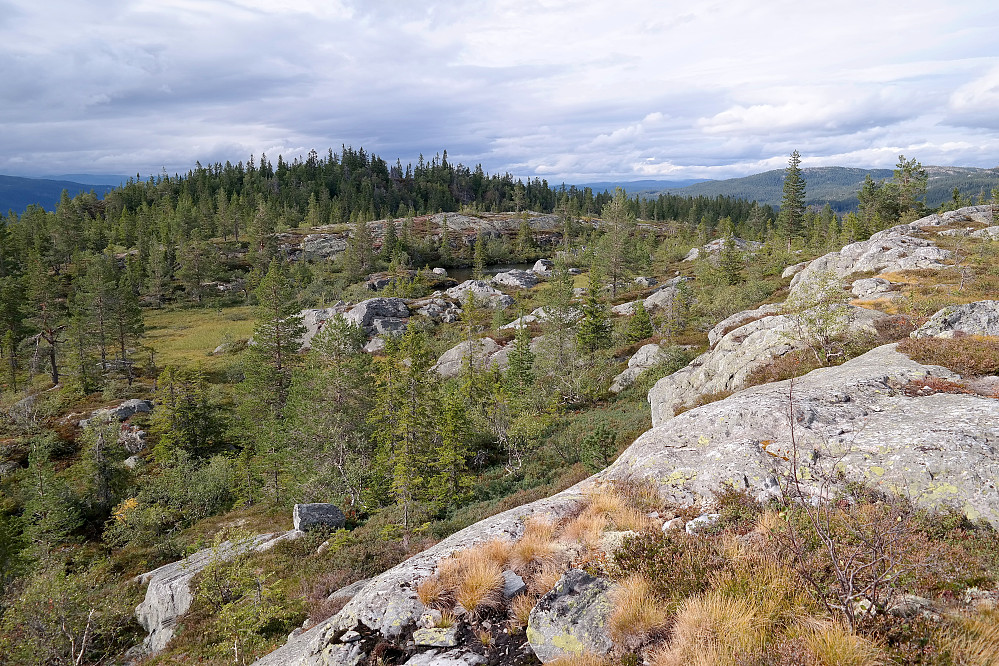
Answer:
xmin=502 ymin=570 xmax=526 ymax=598
xmin=413 ymin=625 xmax=460 ymax=648
xmin=340 ymin=630 xmax=363 ymax=643
xmin=685 ymin=513 xmax=721 ymax=535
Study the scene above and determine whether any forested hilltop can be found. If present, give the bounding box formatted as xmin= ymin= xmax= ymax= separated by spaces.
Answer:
xmin=0 ymin=148 xmax=995 ymax=665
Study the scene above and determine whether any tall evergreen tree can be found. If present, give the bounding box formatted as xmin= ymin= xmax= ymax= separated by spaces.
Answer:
xmin=777 ymin=150 xmax=806 ymax=246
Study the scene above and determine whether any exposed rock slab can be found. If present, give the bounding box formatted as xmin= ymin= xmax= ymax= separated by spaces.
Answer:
xmin=613 ymin=344 xmax=999 ymax=523
xmin=970 ymin=226 xmax=999 ymax=240
xmin=852 ymin=277 xmax=899 ymax=300
xmin=707 ymin=304 xmax=781 ymax=348
xmin=432 ymin=338 xmax=503 ymax=378
xmin=136 ymin=530 xmax=301 ymax=655
xmin=299 ymin=305 xmax=347 ymax=350
xmin=526 ymin=569 xmax=615 ymax=663
xmin=79 ymin=399 xmax=153 ymax=429
xmin=444 ymin=280 xmax=514 ymax=309
xmin=649 ymin=305 xmax=888 ymax=426
xmin=911 ymin=300 xmax=999 ymax=338
xmin=345 ymin=298 xmax=410 ymax=333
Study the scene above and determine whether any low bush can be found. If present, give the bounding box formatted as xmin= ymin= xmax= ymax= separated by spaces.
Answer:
xmin=897 ymin=335 xmax=999 ymax=376
xmin=611 ymin=531 xmax=726 ymax=606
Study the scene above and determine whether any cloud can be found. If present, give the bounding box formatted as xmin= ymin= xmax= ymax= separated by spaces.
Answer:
xmin=0 ymin=0 xmax=997 ymax=181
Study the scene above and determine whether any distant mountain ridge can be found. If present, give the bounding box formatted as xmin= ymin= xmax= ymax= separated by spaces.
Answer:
xmin=613 ymin=166 xmax=999 ymax=212
xmin=1 ymin=174 xmax=121 ymax=213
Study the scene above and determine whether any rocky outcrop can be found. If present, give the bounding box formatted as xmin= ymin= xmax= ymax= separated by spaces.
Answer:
xmin=643 ymin=287 xmax=678 ymax=311
xmin=910 ymin=204 xmax=994 ymax=229
xmin=526 ymin=569 xmax=614 ymax=663
xmin=252 ymin=338 xmax=999 ymax=666
xmin=970 ymin=226 xmax=999 ymax=240
xmin=136 ymin=530 xmax=301 ymax=655
xmin=790 ymin=226 xmax=948 ymax=298
xmin=293 ymin=504 xmax=346 ymax=532
xmin=414 ymin=298 xmax=463 ymax=323
xmin=684 ymin=237 xmax=762 ymax=261
xmin=344 ymin=298 xmax=410 ymax=335
xmin=492 ymin=269 xmax=538 ymax=289
xmin=79 ymin=399 xmax=153 ymax=429
xmin=302 ymin=234 xmax=348 ymax=260
xmin=444 ymin=280 xmax=514 ymax=309
xmin=532 ymin=259 xmax=554 ymax=275
xmin=851 ymin=277 xmax=899 ymax=300
xmin=911 ymin=301 xmax=999 ymax=338
xmin=609 ymin=344 xmax=664 ymax=393
xmin=648 ymin=305 xmax=888 ymax=426
xmin=431 ymin=338 xmax=503 ymax=378
xmin=613 ymin=343 xmax=999 ymax=521
xmin=706 ymin=304 xmax=781 ymax=348
xmin=299 ymin=305 xmax=347 ymax=350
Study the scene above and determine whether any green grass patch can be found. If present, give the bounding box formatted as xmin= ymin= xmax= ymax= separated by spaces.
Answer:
xmin=144 ymin=306 xmax=256 ymax=369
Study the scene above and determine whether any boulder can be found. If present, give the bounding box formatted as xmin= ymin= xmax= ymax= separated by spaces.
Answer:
xmin=492 ymin=269 xmax=538 ymax=289
xmin=610 ymin=344 xmax=664 ymax=393
xmin=526 ymin=569 xmax=615 ymax=663
xmin=80 ymin=399 xmax=153 ymax=429
xmin=911 ymin=301 xmax=999 ymax=339
xmin=851 ymin=277 xmax=898 ymax=300
xmin=643 ymin=287 xmax=678 ymax=311
xmin=299 ymin=305 xmax=347 ymax=350
xmin=432 ymin=338 xmax=503 ymax=378
xmin=684 ymin=237 xmax=761 ymax=262
xmin=970 ymin=226 xmax=999 ymax=240
xmin=648 ymin=305 xmax=888 ymax=426
xmin=444 ymin=280 xmax=514 ymax=309
xmin=363 ymin=337 xmax=387 ymax=353
xmin=531 ymin=259 xmax=554 ymax=274
xmin=345 ymin=298 xmax=410 ymax=332
xmin=432 ymin=267 xmax=449 ymax=276
xmin=634 ymin=276 xmax=658 ymax=288
xmin=500 ymin=314 xmax=538 ymax=329
xmin=136 ymin=531 xmax=301 ymax=655
xmin=293 ymin=504 xmax=346 ymax=532
xmin=415 ymin=298 xmax=463 ymax=323
xmin=371 ymin=317 xmax=408 ymax=337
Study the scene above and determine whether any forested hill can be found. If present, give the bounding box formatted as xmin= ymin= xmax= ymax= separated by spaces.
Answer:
xmin=640 ymin=165 xmax=999 ymax=212
xmin=0 ymin=175 xmax=120 ymax=213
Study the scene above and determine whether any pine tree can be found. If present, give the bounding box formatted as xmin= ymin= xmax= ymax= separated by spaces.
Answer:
xmin=777 ymin=150 xmax=806 ymax=247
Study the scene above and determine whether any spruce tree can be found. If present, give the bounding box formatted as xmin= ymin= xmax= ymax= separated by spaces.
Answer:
xmin=627 ymin=301 xmax=654 ymax=342
xmin=777 ymin=150 xmax=806 ymax=247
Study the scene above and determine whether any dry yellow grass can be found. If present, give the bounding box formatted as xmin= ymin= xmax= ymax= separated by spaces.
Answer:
xmin=478 ymin=537 xmax=513 ymax=568
xmin=798 ymin=621 xmax=881 ymax=666
xmin=560 ymin=510 xmax=608 ymax=549
xmin=946 ymin=609 xmax=999 ymax=666
xmin=523 ymin=514 xmax=559 ymax=541
xmin=529 ymin=562 xmax=565 ymax=596
xmin=436 ymin=554 xmax=466 ymax=591
xmin=509 ymin=592 xmax=539 ymax=628
xmin=509 ymin=531 xmax=558 ymax=573
xmin=650 ymin=592 xmax=764 ymax=666
xmin=453 ymin=556 xmax=504 ymax=614
xmin=416 ymin=575 xmax=447 ymax=608
xmin=608 ymin=574 xmax=668 ymax=645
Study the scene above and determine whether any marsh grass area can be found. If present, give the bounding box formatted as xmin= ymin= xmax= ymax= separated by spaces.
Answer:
xmin=143 ymin=306 xmax=255 ymax=368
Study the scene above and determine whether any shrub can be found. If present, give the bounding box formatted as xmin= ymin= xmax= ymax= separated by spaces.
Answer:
xmin=897 ymin=335 xmax=999 ymax=376
xmin=611 ymin=531 xmax=726 ymax=605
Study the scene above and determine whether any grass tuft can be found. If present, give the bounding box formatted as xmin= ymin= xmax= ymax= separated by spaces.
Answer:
xmin=453 ymin=555 xmax=504 ymax=615
xmin=799 ymin=620 xmax=881 ymax=666
xmin=608 ymin=574 xmax=668 ymax=645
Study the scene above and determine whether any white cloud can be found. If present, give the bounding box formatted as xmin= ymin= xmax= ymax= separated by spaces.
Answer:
xmin=0 ymin=0 xmax=997 ymax=180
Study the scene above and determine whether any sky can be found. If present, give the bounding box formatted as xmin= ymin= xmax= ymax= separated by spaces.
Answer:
xmin=1 ymin=0 xmax=998 ymax=183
